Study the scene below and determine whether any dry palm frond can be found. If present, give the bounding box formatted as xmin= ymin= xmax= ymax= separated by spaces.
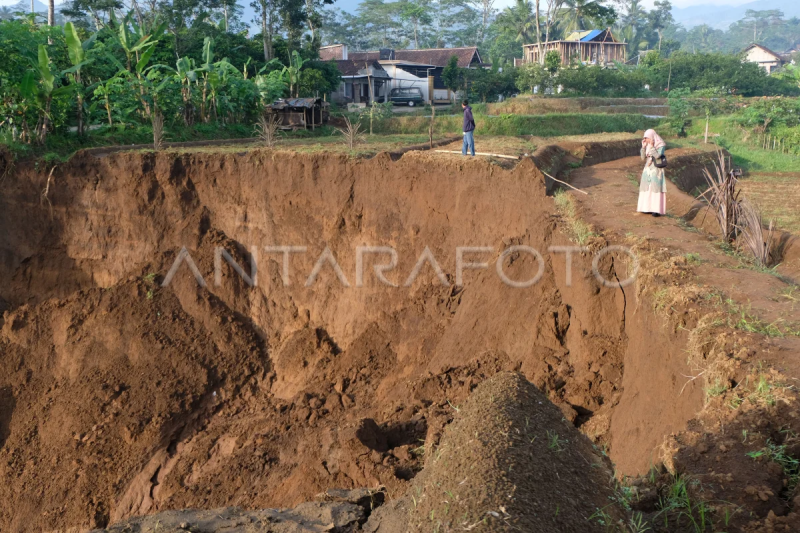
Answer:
xmin=255 ymin=114 xmax=280 ymax=148
xmin=152 ymin=111 xmax=165 ymax=151
xmin=738 ymin=198 xmax=776 ymax=267
xmin=697 ymin=148 xmax=740 ymax=243
xmin=337 ymin=117 xmax=364 ymax=150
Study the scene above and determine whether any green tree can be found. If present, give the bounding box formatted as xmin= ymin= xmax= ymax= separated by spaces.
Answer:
xmin=559 ymin=0 xmax=616 ymax=34
xmin=495 ymin=0 xmax=536 ymax=44
xmin=63 ymin=21 xmax=96 ymax=136
xmin=441 ymin=54 xmax=465 ymax=92
xmin=400 ymin=0 xmax=432 ymax=49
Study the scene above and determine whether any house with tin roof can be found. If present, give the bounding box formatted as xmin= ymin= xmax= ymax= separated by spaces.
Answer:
xmin=321 ymin=44 xmax=484 ymax=105
xmin=522 ymin=29 xmax=626 ymax=67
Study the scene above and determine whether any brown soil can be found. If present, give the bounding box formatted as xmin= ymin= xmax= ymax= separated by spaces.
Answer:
xmin=0 ymin=141 xmax=799 ymax=532
xmin=407 ymin=372 xmax=625 ymax=532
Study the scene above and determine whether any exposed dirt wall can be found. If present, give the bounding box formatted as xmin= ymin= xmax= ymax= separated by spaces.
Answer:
xmin=0 ymin=149 xmax=702 ymax=531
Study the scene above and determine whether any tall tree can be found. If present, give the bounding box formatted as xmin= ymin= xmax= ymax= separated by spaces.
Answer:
xmin=400 ymin=0 xmax=432 ymax=49
xmin=252 ymin=0 xmax=280 ymax=61
xmin=647 ymin=0 xmax=673 ymax=51
xmin=468 ymin=0 xmax=496 ymax=44
xmin=742 ymin=9 xmax=784 ymax=44
xmin=559 ymin=0 xmax=615 ymax=34
xmin=495 ymin=0 xmax=536 ymax=45
xmin=543 ymin=0 xmax=565 ymax=45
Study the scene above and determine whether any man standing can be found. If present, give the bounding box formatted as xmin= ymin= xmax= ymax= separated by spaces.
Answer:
xmin=462 ymin=100 xmax=475 ymax=156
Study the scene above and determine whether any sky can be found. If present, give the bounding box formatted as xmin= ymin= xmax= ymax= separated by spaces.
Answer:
xmin=0 ymin=0 xmax=789 ymax=15
xmin=0 ymin=0 xmax=767 ymax=7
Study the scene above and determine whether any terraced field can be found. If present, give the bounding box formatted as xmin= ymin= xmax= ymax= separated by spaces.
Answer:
xmin=739 ymin=172 xmax=800 ymax=234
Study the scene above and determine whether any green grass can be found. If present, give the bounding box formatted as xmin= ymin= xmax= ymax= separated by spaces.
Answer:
xmin=554 ymin=190 xmax=595 ymax=245
xmin=685 ymin=252 xmax=702 ymax=265
xmin=746 ymin=439 xmax=800 ymax=496
xmin=682 ymin=116 xmax=799 ymax=173
xmin=654 ymin=474 xmax=713 ymax=532
xmin=728 ymin=372 xmax=795 ymax=409
xmin=702 ymin=289 xmax=800 ymax=338
xmin=371 ymin=113 xmax=659 ymax=137
xmin=2 ymin=122 xmax=333 ymax=162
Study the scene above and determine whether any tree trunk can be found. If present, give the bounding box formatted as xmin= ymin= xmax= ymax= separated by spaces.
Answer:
xmin=224 ymin=4 xmax=229 ymax=32
xmin=77 ymin=94 xmax=84 ymax=136
xmin=261 ymin=6 xmax=272 ymax=61
xmin=48 ymin=0 xmax=54 ymax=25
xmin=535 ymin=0 xmax=543 ymax=65
xmin=106 ymin=96 xmax=113 ymax=126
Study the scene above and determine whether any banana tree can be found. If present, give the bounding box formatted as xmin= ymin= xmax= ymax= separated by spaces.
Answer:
xmin=197 ymin=37 xmax=238 ymax=122
xmin=175 ymin=56 xmax=199 ymax=125
xmin=63 ymin=22 xmax=96 ymax=136
xmin=93 ymin=71 xmax=130 ymax=126
xmin=285 ymin=50 xmax=306 ymax=98
xmin=24 ymin=45 xmax=75 ymax=144
xmin=112 ymin=11 xmax=166 ymax=117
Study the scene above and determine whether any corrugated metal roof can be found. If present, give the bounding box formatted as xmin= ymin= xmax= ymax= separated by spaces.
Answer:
xmin=269 ymin=98 xmax=324 ymax=110
xmin=564 ymin=30 xmax=604 ymax=42
xmin=581 ymin=29 xmax=604 ymax=41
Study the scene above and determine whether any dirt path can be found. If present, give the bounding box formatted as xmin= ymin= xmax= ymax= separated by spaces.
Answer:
xmin=568 ymin=150 xmax=800 ymax=378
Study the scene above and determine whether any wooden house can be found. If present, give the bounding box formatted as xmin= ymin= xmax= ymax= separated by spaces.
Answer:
xmin=265 ymin=98 xmax=330 ymax=130
xmin=522 ymin=29 xmax=626 ymax=67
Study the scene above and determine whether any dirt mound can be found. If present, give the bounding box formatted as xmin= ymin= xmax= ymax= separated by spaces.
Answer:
xmin=407 ymin=372 xmax=625 ymax=532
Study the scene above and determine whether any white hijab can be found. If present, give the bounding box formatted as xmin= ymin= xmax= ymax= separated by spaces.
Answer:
xmin=644 ymin=129 xmax=666 ymax=150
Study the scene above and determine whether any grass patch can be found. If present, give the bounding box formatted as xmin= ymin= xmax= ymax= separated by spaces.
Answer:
xmin=727 ymin=371 xmax=795 ymax=409
xmin=372 ymin=113 xmax=659 ymax=137
xmin=679 ymin=116 xmax=798 ymax=173
xmin=746 ymin=439 xmax=800 ymax=496
xmin=685 ymin=252 xmax=702 ymax=265
xmin=654 ymin=474 xmax=714 ymax=532
xmin=711 ymin=241 xmax=790 ymax=281
xmin=554 ymin=190 xmax=595 ymax=245
xmin=4 ymin=122 xmax=259 ymax=161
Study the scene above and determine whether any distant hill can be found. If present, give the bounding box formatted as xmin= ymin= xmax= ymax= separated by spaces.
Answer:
xmin=10 ymin=0 xmax=48 ymax=13
xmin=673 ymin=0 xmax=800 ymax=30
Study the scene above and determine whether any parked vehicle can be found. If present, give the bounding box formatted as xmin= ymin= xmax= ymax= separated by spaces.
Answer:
xmin=389 ymin=87 xmax=425 ymax=107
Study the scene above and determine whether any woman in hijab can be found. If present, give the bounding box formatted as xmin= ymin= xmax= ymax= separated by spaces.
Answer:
xmin=638 ymin=129 xmax=667 ymax=217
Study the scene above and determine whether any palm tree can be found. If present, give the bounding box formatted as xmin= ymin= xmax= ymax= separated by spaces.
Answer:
xmin=620 ymin=0 xmax=646 ymax=31
xmin=48 ymin=0 xmax=54 ymax=26
xmin=559 ymin=0 xmax=592 ymax=34
xmin=496 ymin=0 xmax=537 ymax=44
xmin=559 ymin=0 xmax=615 ymax=35
xmin=0 ymin=6 xmax=15 ymax=20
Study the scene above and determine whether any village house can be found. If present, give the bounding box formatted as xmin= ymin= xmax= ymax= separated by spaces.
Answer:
xmin=521 ymin=29 xmax=626 ymax=67
xmin=321 ymin=44 xmax=484 ymax=105
xmin=743 ymin=43 xmax=785 ymax=74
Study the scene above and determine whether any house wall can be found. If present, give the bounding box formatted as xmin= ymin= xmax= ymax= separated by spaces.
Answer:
xmin=382 ymin=65 xmax=431 ymax=102
xmin=523 ymin=42 xmax=626 ymax=66
xmin=330 ymin=80 xmax=390 ymax=105
xmin=745 ymin=47 xmax=782 ymax=74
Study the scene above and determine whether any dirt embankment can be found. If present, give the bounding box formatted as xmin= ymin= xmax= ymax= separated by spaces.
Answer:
xmin=0 ymin=146 xmax=747 ymax=531
xmin=533 ymin=139 xmax=642 ymax=194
